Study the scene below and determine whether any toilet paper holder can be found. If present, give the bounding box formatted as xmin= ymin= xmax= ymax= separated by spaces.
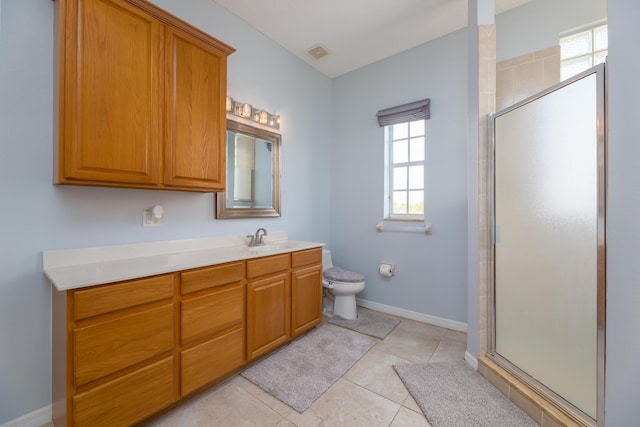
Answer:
xmin=378 ymin=262 xmax=395 ymax=277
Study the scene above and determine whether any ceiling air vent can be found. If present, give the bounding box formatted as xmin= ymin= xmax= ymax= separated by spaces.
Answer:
xmin=305 ymin=43 xmax=332 ymax=60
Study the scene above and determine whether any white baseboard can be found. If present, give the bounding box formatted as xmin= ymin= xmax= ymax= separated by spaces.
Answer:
xmin=465 ymin=350 xmax=479 ymax=370
xmin=0 ymin=405 xmax=51 ymax=427
xmin=356 ymin=298 xmax=468 ymax=332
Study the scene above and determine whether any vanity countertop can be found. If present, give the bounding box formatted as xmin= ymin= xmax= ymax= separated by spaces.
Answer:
xmin=44 ymin=232 xmax=324 ymax=291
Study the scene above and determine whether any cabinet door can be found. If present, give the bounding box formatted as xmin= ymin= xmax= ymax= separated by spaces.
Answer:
xmin=291 ymin=264 xmax=323 ymax=338
xmin=164 ymin=26 xmax=227 ymax=190
xmin=59 ymin=0 xmax=161 ymax=185
xmin=246 ymin=273 xmax=290 ymax=360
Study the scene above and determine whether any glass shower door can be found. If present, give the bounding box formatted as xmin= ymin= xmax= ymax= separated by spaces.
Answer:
xmin=491 ymin=65 xmax=605 ymax=423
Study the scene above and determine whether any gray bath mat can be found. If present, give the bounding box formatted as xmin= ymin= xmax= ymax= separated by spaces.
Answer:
xmin=241 ymin=324 xmax=376 ymax=413
xmin=328 ymin=309 xmax=400 ymax=339
xmin=394 ymin=360 xmax=538 ymax=427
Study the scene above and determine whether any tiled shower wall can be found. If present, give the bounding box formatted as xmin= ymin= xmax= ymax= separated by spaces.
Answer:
xmin=477 ymin=24 xmax=496 ymax=357
xmin=496 ymin=46 xmax=561 ymax=111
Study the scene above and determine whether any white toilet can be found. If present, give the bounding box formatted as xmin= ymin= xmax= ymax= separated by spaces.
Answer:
xmin=322 ymin=249 xmax=365 ymax=320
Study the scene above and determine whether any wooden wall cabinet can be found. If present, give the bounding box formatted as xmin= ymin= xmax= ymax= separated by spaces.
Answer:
xmin=52 ymin=249 xmax=322 ymax=426
xmin=54 ymin=0 xmax=234 ymax=192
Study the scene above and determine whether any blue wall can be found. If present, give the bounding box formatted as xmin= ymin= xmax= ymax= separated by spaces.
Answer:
xmin=0 ymin=0 xmax=331 ymax=423
xmin=496 ymin=0 xmax=607 ymax=62
xmin=330 ymin=29 xmax=469 ymax=323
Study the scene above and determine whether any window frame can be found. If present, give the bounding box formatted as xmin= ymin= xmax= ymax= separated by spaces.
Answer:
xmin=560 ymin=20 xmax=608 ymax=81
xmin=384 ymin=119 xmax=426 ymax=221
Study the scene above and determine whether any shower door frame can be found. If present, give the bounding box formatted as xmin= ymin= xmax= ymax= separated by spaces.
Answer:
xmin=488 ymin=63 xmax=606 ymax=427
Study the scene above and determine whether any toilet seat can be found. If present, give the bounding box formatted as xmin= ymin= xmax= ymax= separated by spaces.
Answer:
xmin=321 ymin=251 xmax=365 ymax=320
xmin=323 ymin=266 xmax=365 ymax=284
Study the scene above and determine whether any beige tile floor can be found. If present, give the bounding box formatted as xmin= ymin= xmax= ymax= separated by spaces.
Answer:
xmin=145 ymin=309 xmax=467 ymax=427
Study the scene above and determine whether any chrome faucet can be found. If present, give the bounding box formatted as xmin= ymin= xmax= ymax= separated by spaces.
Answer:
xmin=247 ymin=228 xmax=268 ymax=247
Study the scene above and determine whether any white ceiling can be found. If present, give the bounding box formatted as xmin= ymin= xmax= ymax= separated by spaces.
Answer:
xmin=212 ymin=0 xmax=531 ymax=78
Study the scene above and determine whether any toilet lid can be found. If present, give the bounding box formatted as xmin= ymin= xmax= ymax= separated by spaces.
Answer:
xmin=323 ymin=266 xmax=365 ymax=283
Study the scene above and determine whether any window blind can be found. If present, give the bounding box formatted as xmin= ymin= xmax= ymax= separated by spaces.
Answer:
xmin=376 ymin=98 xmax=430 ymax=127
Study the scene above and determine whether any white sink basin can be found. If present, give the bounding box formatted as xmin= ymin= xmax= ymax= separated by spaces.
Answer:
xmin=247 ymin=241 xmax=292 ymax=254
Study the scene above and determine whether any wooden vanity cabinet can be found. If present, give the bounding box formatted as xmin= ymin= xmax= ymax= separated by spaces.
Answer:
xmin=54 ymin=0 xmax=234 ymax=192
xmin=52 ymin=247 xmax=323 ymax=426
xmin=54 ymin=274 xmax=177 ymax=427
xmin=291 ymin=248 xmax=323 ymax=338
xmin=246 ymin=254 xmax=291 ymax=360
xmin=179 ymin=262 xmax=246 ymax=396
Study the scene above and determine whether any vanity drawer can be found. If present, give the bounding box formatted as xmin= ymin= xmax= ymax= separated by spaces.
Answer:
xmin=181 ymin=262 xmax=244 ymax=295
xmin=246 ymin=253 xmax=290 ymax=278
xmin=73 ymin=304 xmax=174 ymax=387
xmin=181 ymin=282 xmax=244 ymax=344
xmin=180 ymin=327 xmax=244 ymax=396
xmin=73 ymin=274 xmax=174 ymax=321
xmin=73 ymin=357 xmax=175 ymax=427
xmin=291 ymin=247 xmax=322 ymax=268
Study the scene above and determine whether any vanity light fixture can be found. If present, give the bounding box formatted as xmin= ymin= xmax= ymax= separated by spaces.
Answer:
xmin=226 ymin=96 xmax=280 ymax=131
xmin=269 ymin=115 xmax=281 ymax=127
xmin=241 ymin=103 xmax=252 ymax=117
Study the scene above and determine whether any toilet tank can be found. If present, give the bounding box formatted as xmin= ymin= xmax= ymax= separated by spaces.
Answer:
xmin=322 ymin=249 xmax=333 ymax=272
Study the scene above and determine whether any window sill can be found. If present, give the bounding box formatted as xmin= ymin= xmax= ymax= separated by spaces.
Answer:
xmin=383 ymin=218 xmax=424 ymax=223
xmin=377 ymin=220 xmax=432 ymax=234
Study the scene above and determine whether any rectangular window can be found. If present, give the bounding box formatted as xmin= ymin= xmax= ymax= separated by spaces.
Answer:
xmin=560 ymin=21 xmax=608 ymax=81
xmin=385 ymin=120 xmax=425 ymax=220
xmin=377 ymin=98 xmax=429 ymax=222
